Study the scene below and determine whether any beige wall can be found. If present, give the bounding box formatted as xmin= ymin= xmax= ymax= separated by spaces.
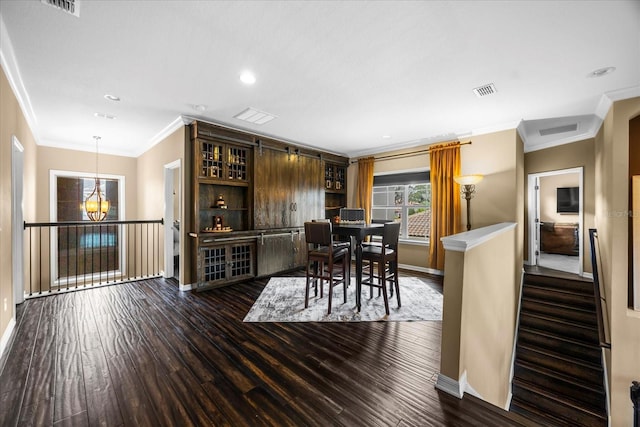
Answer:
xmin=0 ymin=65 xmax=37 ymax=351
xmin=598 ymin=97 xmax=640 ymax=427
xmin=461 ymin=129 xmax=522 ymax=229
xmin=347 ymin=129 xmax=523 ymax=272
xmin=36 ymin=146 xmax=138 ymax=222
xmin=462 ymin=227 xmax=517 ymax=408
xmin=524 ymin=138 xmax=595 ymax=274
xmin=538 ymin=173 xmax=580 ymax=223
xmin=441 ymin=225 xmax=518 ymax=409
xmin=136 ymin=126 xmax=188 ymax=285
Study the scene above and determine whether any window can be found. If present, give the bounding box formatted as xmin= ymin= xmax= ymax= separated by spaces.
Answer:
xmin=371 ymin=171 xmax=431 ymax=242
xmin=51 ymin=171 xmax=125 ymax=283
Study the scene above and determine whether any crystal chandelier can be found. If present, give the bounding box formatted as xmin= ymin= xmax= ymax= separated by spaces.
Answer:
xmin=84 ymin=136 xmax=110 ymax=221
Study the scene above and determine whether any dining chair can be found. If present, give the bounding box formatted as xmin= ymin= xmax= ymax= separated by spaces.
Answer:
xmin=304 ymin=221 xmax=350 ymax=314
xmin=361 ymin=221 xmax=401 ymax=315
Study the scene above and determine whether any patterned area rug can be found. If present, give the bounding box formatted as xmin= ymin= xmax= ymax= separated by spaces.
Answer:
xmin=243 ymin=277 xmax=443 ymax=322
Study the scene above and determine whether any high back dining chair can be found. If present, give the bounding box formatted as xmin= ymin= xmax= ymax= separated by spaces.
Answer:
xmin=304 ymin=221 xmax=350 ymax=314
xmin=339 ymin=208 xmax=365 ymax=223
xmin=361 ymin=221 xmax=401 ymax=315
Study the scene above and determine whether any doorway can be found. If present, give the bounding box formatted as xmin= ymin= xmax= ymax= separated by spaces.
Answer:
xmin=527 ymin=167 xmax=583 ymax=275
xmin=163 ymin=160 xmax=181 ymax=282
xmin=11 ymin=136 xmax=24 ymax=306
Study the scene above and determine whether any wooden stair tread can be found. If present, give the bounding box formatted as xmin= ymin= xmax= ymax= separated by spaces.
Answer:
xmin=513 ymin=273 xmax=607 ymax=426
xmin=524 ymin=272 xmax=594 ymax=286
xmin=520 ymin=311 xmax=598 ymax=332
xmin=512 ymin=378 xmax=607 ymax=420
xmin=510 ymin=397 xmax=595 ymax=427
xmin=517 ymin=325 xmax=600 ymax=351
xmin=514 ymin=359 xmax=605 ymax=396
xmin=516 ymin=343 xmax=603 ymax=372
xmin=521 ymin=296 xmax=596 ymax=315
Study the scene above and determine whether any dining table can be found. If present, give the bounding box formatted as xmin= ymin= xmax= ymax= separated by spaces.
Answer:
xmin=331 ymin=222 xmax=385 ymax=311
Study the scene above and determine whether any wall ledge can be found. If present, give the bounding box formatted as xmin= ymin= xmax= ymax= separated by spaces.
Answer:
xmin=441 ymin=222 xmax=517 ymax=252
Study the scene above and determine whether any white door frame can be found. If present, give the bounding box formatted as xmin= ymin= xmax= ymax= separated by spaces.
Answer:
xmin=527 ymin=167 xmax=584 ymax=275
xmin=163 ymin=159 xmax=181 ymax=281
xmin=11 ymin=136 xmax=24 ymax=305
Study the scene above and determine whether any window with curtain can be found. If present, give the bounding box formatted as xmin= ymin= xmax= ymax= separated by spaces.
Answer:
xmin=371 ymin=171 xmax=431 ymax=242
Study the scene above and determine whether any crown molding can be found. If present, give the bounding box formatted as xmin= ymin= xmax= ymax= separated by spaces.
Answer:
xmin=0 ymin=13 xmax=40 ymax=144
xmin=131 ymin=116 xmax=190 ymax=157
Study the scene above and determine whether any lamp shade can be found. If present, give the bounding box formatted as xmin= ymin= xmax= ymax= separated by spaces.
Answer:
xmin=454 ymin=174 xmax=483 ymax=185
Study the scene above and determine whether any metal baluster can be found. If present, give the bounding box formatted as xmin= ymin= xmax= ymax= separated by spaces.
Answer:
xmin=75 ymin=225 xmax=79 ymax=289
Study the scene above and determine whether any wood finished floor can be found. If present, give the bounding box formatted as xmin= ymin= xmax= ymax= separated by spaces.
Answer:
xmin=0 ymin=271 xmax=532 ymax=427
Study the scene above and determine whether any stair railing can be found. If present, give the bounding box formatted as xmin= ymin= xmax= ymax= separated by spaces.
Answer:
xmin=23 ymin=219 xmax=164 ymax=297
xmin=588 ymin=229 xmax=611 ymax=349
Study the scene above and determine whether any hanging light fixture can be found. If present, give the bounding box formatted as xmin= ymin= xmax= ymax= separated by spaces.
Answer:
xmin=84 ymin=136 xmax=110 ymax=221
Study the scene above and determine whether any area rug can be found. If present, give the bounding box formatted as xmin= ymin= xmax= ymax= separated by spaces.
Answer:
xmin=243 ymin=277 xmax=442 ymax=322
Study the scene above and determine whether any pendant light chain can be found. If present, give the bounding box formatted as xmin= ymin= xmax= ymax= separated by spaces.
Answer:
xmin=84 ymin=135 xmax=110 ymax=221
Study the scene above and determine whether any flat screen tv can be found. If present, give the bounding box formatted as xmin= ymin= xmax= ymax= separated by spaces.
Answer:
xmin=557 ymin=187 xmax=579 ymax=213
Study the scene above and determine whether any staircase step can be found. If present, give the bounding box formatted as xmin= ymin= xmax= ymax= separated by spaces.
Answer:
xmin=522 ymin=284 xmax=596 ymax=311
xmin=510 ymin=397 xmax=575 ymax=427
xmin=523 ymin=273 xmax=595 ymax=296
xmin=521 ymin=297 xmax=597 ymax=327
xmin=511 ymin=380 xmax=607 ymax=427
xmin=517 ymin=326 xmax=602 ymax=365
xmin=515 ymin=344 xmax=603 ymax=386
xmin=519 ymin=312 xmax=599 ymax=345
xmin=513 ymin=359 xmax=606 ymax=412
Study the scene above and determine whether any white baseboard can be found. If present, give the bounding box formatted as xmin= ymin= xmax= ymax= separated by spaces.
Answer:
xmin=435 ymin=373 xmax=464 ymax=399
xmin=398 ymin=264 xmax=443 ymax=276
xmin=179 ymin=282 xmax=193 ymax=292
xmin=0 ymin=316 xmax=16 ymax=360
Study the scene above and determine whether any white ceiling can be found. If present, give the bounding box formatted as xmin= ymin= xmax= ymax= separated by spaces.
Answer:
xmin=1 ymin=0 xmax=639 ymax=158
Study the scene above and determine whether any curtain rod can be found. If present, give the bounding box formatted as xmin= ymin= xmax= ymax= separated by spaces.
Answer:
xmin=350 ymin=140 xmax=472 ymax=164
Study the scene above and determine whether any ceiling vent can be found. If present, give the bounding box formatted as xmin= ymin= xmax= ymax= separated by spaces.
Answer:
xmin=233 ymin=107 xmax=276 ymax=125
xmin=539 ymin=123 xmax=578 ymax=136
xmin=41 ymin=0 xmax=80 ymax=17
xmin=473 ymin=83 xmax=497 ymax=98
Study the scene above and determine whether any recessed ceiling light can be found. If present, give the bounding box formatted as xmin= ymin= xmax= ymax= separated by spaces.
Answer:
xmin=94 ymin=112 xmax=116 ymax=120
xmin=240 ymin=70 xmax=256 ymax=85
xmin=193 ymin=104 xmax=207 ymax=112
xmin=104 ymin=94 xmax=120 ymax=102
xmin=588 ymin=66 xmax=616 ymax=78
xmin=382 ymin=135 xmax=392 ymax=139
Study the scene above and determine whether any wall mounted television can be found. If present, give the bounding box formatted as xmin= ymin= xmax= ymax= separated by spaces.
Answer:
xmin=557 ymin=186 xmax=579 ymax=213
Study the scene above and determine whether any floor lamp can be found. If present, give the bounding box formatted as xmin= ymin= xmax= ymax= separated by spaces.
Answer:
xmin=454 ymin=174 xmax=483 ymax=231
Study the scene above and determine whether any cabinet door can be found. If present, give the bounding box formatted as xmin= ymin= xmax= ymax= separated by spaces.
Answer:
xmin=292 ymin=230 xmax=307 ymax=269
xmin=254 ymin=148 xmax=294 ymax=229
xmin=199 ymin=244 xmax=228 ymax=287
xmin=256 ymin=233 xmax=294 ymax=277
xmin=228 ymin=241 xmax=255 ymax=280
xmin=291 ymin=155 xmax=323 ymax=226
xmin=198 ymin=241 xmax=255 ymax=288
xmin=199 ymin=140 xmax=225 ymax=179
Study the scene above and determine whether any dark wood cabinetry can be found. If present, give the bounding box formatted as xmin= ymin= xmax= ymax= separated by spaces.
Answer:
xmin=197 ymin=238 xmax=255 ymax=288
xmin=188 ymin=120 xmax=347 ymax=290
xmin=256 ymin=229 xmax=306 ymax=277
xmin=254 ymin=143 xmax=323 ymax=228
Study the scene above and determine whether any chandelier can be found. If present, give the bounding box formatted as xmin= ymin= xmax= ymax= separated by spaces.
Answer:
xmin=84 ymin=136 xmax=110 ymax=221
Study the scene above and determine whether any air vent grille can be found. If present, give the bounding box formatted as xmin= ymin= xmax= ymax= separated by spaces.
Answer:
xmin=539 ymin=123 xmax=578 ymax=136
xmin=41 ymin=0 xmax=80 ymax=17
xmin=233 ymin=107 xmax=276 ymax=125
xmin=473 ymin=83 xmax=497 ymax=97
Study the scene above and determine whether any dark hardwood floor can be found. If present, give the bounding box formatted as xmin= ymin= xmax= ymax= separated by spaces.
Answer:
xmin=0 ymin=270 xmax=533 ymax=426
